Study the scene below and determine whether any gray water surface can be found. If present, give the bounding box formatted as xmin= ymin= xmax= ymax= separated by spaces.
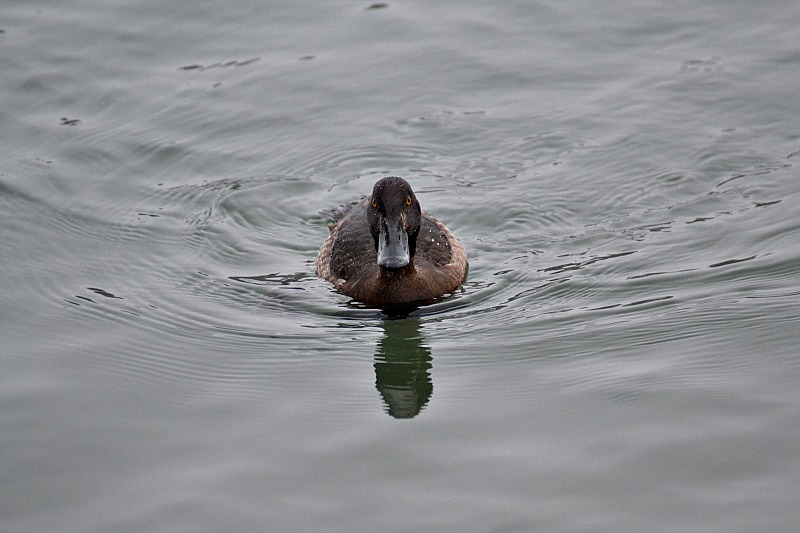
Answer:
xmin=3 ymin=1 xmax=800 ymax=532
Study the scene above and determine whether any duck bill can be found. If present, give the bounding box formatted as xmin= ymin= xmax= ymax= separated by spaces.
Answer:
xmin=377 ymin=218 xmax=410 ymax=269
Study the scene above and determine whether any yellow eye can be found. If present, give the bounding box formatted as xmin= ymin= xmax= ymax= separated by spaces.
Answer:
xmin=371 ymin=198 xmax=377 ymax=208
xmin=405 ymin=195 xmax=413 ymax=206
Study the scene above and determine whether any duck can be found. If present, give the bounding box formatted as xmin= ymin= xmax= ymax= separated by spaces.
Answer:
xmin=316 ymin=176 xmax=467 ymax=307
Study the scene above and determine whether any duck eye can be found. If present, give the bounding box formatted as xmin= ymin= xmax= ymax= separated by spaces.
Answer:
xmin=405 ymin=195 xmax=413 ymax=206
xmin=371 ymin=199 xmax=377 ymax=208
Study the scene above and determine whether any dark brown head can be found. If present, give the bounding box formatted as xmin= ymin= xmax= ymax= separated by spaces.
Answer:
xmin=367 ymin=177 xmax=422 ymax=269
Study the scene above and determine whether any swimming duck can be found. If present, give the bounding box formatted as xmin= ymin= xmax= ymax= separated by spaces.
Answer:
xmin=316 ymin=176 xmax=467 ymax=306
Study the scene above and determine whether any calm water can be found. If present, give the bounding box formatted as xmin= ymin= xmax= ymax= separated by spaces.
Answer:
xmin=3 ymin=1 xmax=800 ymax=531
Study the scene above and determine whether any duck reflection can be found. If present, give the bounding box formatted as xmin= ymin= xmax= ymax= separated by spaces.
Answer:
xmin=374 ymin=316 xmax=433 ymax=419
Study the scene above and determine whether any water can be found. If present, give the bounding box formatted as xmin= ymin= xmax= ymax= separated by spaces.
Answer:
xmin=2 ymin=1 xmax=800 ymax=531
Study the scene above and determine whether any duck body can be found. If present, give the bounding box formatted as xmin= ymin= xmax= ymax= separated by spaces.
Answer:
xmin=316 ymin=177 xmax=467 ymax=307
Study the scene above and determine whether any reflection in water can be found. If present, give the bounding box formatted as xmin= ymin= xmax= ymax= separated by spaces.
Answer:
xmin=374 ymin=317 xmax=433 ymax=419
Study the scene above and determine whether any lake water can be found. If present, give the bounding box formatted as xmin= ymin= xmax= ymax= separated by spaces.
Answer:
xmin=3 ymin=1 xmax=800 ymax=531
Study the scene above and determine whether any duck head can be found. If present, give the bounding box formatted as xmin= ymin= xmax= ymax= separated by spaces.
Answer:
xmin=367 ymin=177 xmax=421 ymax=269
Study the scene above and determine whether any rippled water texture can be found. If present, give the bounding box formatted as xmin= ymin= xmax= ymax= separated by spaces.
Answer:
xmin=3 ymin=1 xmax=800 ymax=532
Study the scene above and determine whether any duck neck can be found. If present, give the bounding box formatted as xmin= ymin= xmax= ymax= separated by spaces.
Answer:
xmin=378 ymin=259 xmax=415 ymax=278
